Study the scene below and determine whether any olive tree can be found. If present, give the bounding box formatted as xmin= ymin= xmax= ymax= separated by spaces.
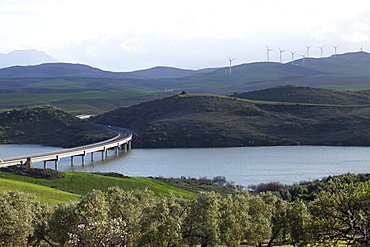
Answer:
xmin=49 ymin=201 xmax=79 ymax=246
xmin=106 ymin=187 xmax=157 ymax=246
xmin=310 ymin=178 xmax=370 ymax=246
xmin=219 ymin=190 xmax=251 ymax=247
xmin=0 ymin=190 xmax=39 ymax=246
xmin=245 ymin=194 xmax=273 ymax=247
xmin=182 ymin=191 xmax=222 ymax=247
xmin=138 ymin=193 xmax=185 ymax=247
xmin=287 ymin=199 xmax=311 ymax=247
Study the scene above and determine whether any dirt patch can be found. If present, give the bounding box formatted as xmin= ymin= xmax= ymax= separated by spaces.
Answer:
xmin=0 ymin=167 xmax=64 ymax=179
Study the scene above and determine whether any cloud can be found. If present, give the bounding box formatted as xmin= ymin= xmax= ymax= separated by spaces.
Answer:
xmin=352 ymin=21 xmax=369 ymax=30
xmin=342 ymin=32 xmax=370 ymax=42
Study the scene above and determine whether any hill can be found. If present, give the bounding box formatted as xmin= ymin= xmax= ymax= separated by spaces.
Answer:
xmin=233 ymin=85 xmax=370 ymax=105
xmin=92 ymin=90 xmax=370 ymax=148
xmin=0 ymin=105 xmax=114 ymax=147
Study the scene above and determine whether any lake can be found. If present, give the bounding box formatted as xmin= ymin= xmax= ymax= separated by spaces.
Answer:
xmin=1 ymin=144 xmax=370 ymax=187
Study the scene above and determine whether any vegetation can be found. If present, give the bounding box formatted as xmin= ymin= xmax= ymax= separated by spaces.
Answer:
xmin=1 ymin=173 xmax=369 ymax=246
xmin=0 ymin=105 xmax=115 ymax=147
xmin=92 ymin=90 xmax=370 ymax=148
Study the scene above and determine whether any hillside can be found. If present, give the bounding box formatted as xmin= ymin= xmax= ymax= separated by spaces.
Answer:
xmin=92 ymin=90 xmax=370 ymax=148
xmin=0 ymin=105 xmax=114 ymax=147
xmin=233 ymin=85 xmax=370 ymax=105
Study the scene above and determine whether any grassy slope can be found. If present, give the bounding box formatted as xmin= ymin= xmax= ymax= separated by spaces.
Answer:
xmin=92 ymin=89 xmax=370 ymax=148
xmin=0 ymin=170 xmax=196 ymax=200
xmin=0 ymin=177 xmax=80 ymax=204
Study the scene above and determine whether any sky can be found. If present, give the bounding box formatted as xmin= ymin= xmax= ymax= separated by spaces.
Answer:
xmin=1 ymin=0 xmax=370 ymax=72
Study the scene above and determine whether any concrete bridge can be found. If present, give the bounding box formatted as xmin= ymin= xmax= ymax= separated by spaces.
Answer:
xmin=0 ymin=126 xmax=133 ymax=170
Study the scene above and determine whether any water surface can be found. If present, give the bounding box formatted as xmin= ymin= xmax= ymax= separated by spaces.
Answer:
xmin=1 ymin=145 xmax=369 ymax=186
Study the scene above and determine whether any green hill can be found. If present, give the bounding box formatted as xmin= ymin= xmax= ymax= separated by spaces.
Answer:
xmin=0 ymin=105 xmax=114 ymax=147
xmin=92 ymin=90 xmax=370 ymax=148
xmin=233 ymin=85 xmax=370 ymax=105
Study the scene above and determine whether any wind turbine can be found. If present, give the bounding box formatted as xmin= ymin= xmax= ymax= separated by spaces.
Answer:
xmin=277 ymin=47 xmax=286 ymax=64
xmin=305 ymin=44 xmax=312 ymax=58
xmin=318 ymin=45 xmax=325 ymax=58
xmin=226 ymin=56 xmax=236 ymax=74
xmin=266 ymin=45 xmax=273 ymax=62
xmin=289 ymin=50 xmax=297 ymax=65
xmin=332 ymin=45 xmax=339 ymax=57
xmin=301 ymin=53 xmax=307 ymax=66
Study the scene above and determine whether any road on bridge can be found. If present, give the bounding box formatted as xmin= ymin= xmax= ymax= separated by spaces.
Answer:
xmin=0 ymin=125 xmax=133 ymax=168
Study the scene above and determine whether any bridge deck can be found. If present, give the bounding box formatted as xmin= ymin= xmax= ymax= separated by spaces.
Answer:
xmin=0 ymin=126 xmax=132 ymax=167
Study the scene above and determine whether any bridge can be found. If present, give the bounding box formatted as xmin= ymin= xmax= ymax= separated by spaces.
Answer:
xmin=0 ymin=126 xmax=133 ymax=170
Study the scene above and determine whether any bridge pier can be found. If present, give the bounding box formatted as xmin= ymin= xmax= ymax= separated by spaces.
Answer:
xmin=71 ymin=156 xmax=74 ymax=166
xmin=101 ymin=149 xmax=105 ymax=160
xmin=54 ymin=156 xmax=59 ymax=170
xmin=82 ymin=155 xmax=85 ymax=166
xmin=91 ymin=152 xmax=94 ymax=161
xmin=43 ymin=161 xmax=47 ymax=169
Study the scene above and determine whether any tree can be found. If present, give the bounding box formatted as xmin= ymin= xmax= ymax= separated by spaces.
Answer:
xmin=49 ymin=201 xmax=78 ymax=246
xmin=267 ymin=197 xmax=289 ymax=246
xmin=310 ymin=178 xmax=370 ymax=246
xmin=183 ymin=191 xmax=222 ymax=247
xmin=0 ymin=190 xmax=37 ymax=246
xmin=28 ymin=203 xmax=54 ymax=247
xmin=138 ymin=193 xmax=185 ymax=247
xmin=287 ymin=199 xmax=311 ymax=247
xmin=106 ymin=187 xmax=157 ymax=246
xmin=245 ymin=193 xmax=273 ymax=247
xmin=219 ymin=190 xmax=251 ymax=247
xmin=67 ymin=218 xmax=127 ymax=247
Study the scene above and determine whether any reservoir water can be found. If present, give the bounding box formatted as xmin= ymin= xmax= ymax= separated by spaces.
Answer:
xmin=1 ymin=144 xmax=370 ymax=187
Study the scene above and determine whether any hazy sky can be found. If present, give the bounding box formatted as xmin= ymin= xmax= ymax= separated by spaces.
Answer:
xmin=1 ymin=0 xmax=370 ymax=71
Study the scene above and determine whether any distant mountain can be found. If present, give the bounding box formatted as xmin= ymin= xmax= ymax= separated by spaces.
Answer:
xmin=0 ymin=49 xmax=58 ymax=68
xmin=0 ymin=62 xmax=216 ymax=79
xmin=124 ymin=66 xmax=220 ymax=79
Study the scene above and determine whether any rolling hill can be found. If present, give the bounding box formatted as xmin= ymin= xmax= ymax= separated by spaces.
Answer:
xmin=92 ymin=88 xmax=370 ymax=148
xmin=1 ymin=51 xmax=370 ymax=114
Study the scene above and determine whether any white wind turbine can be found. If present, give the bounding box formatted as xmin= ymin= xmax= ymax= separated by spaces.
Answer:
xmin=289 ymin=50 xmax=297 ymax=65
xmin=266 ymin=45 xmax=273 ymax=62
xmin=305 ymin=44 xmax=312 ymax=58
xmin=277 ymin=47 xmax=286 ymax=64
xmin=226 ymin=56 xmax=236 ymax=74
xmin=332 ymin=44 xmax=340 ymax=57
xmin=318 ymin=45 xmax=325 ymax=58
xmin=301 ymin=53 xmax=307 ymax=66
